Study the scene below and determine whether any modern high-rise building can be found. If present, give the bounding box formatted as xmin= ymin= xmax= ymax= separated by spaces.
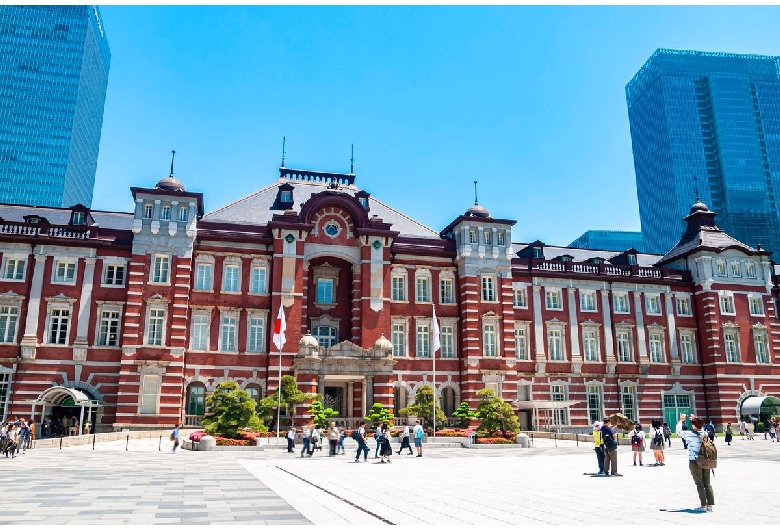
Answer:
xmin=0 ymin=5 xmax=110 ymax=208
xmin=626 ymin=49 xmax=780 ymax=255
xmin=569 ymin=230 xmax=644 ymax=253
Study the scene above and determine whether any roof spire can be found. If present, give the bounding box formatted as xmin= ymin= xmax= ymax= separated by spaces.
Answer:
xmin=281 ymin=136 xmax=286 ymax=167
xmin=694 ymin=175 xmax=699 ymax=202
xmin=169 ymin=150 xmax=176 ymax=177
xmin=350 ymin=144 xmax=354 ymax=174
xmin=473 ymin=180 xmax=479 ymax=205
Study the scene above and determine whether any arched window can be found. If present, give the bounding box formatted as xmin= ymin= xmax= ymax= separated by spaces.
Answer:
xmin=186 ymin=383 xmax=206 ymax=416
xmin=312 ymin=326 xmax=338 ymax=348
xmin=441 ymin=387 xmax=457 ymax=417
xmin=394 ymin=386 xmax=408 ymax=417
xmin=245 ymin=384 xmax=262 ymax=406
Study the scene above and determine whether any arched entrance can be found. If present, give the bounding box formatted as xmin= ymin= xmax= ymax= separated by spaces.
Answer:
xmin=30 ymin=386 xmax=101 ymax=438
xmin=740 ymin=395 xmax=780 ymax=424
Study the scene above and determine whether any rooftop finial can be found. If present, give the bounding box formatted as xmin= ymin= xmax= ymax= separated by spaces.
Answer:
xmin=694 ymin=175 xmax=699 ymax=202
xmin=281 ymin=136 xmax=286 ymax=167
xmin=169 ymin=150 xmax=176 ymax=177
xmin=350 ymin=144 xmax=354 ymax=174
xmin=473 ymin=180 xmax=479 ymax=206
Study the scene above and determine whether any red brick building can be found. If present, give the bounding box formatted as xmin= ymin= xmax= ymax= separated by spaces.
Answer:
xmin=1 ymin=168 xmax=778 ymax=433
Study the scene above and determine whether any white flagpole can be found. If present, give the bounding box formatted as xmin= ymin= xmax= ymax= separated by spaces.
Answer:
xmin=276 ymin=345 xmax=282 ymax=444
xmin=272 ymin=306 xmax=287 ymax=445
xmin=431 ymin=304 xmax=441 ymax=445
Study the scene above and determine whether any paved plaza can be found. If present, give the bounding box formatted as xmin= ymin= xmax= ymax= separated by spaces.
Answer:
xmin=0 ymin=434 xmax=777 ymax=525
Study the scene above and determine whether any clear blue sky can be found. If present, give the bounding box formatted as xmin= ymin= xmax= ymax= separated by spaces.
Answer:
xmin=94 ymin=5 xmax=780 ymax=247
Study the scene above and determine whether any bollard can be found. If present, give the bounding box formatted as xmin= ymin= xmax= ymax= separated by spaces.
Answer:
xmin=576 ymin=433 xmax=579 ymax=447
xmin=126 ymin=434 xmax=129 ymax=451
xmin=554 ymin=432 xmax=557 ymax=447
xmin=93 ymin=434 xmax=96 ymax=450
xmin=60 ymin=436 xmax=63 ymax=450
xmin=159 ymin=435 xmax=162 ymax=452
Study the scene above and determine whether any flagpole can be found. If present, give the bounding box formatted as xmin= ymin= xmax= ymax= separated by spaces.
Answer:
xmin=272 ymin=305 xmax=287 ymax=445
xmin=431 ymin=304 xmax=440 ymax=445
xmin=276 ymin=344 xmax=282 ymax=444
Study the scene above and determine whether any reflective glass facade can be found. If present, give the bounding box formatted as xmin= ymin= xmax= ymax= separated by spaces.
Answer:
xmin=627 ymin=49 xmax=780 ymax=255
xmin=568 ymin=230 xmax=644 ymax=253
xmin=0 ymin=6 xmax=110 ymax=207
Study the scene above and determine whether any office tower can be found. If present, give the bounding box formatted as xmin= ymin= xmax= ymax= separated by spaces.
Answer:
xmin=0 ymin=5 xmax=110 ymax=207
xmin=568 ymin=230 xmax=644 ymax=253
xmin=626 ymin=49 xmax=780 ymax=255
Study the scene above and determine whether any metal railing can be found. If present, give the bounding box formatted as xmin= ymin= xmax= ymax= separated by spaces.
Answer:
xmin=184 ymin=414 xmax=204 ymax=427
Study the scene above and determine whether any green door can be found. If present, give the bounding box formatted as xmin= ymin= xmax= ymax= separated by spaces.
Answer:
xmin=663 ymin=394 xmax=692 ymax=429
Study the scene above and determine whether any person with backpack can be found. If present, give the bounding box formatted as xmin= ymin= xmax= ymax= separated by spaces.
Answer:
xmin=662 ymin=422 xmax=672 ymax=448
xmin=353 ymin=421 xmax=369 ymax=462
xmin=413 ymin=419 xmax=424 ymax=457
xmin=600 ymin=417 xmax=621 ymax=476
xmin=379 ymin=423 xmax=393 ymax=463
xmin=650 ymin=419 xmax=665 ymax=466
xmin=396 ymin=421 xmax=414 ymax=456
xmin=300 ymin=423 xmax=312 ymax=458
xmin=630 ymin=423 xmax=645 ymax=466
xmin=704 ymin=420 xmax=715 ymax=442
xmin=592 ymin=421 xmax=605 ymax=475
xmin=676 ymin=413 xmax=715 ymax=513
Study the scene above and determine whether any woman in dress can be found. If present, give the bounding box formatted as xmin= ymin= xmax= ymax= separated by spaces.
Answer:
xmin=379 ymin=422 xmax=393 ymax=463
xmin=724 ymin=423 xmax=733 ymax=446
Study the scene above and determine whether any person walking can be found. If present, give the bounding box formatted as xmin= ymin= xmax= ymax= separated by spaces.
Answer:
xmin=413 ymin=419 xmax=424 ymax=457
xmin=171 ymin=423 xmax=181 ymax=453
xmin=396 ymin=421 xmax=413 ymax=456
xmin=630 ymin=423 xmax=645 ymax=466
xmin=4 ymin=425 xmax=18 ymax=458
xmin=337 ymin=426 xmax=346 ymax=455
xmin=354 ymin=421 xmax=369 ymax=462
xmin=704 ymin=420 xmax=715 ymax=442
xmin=286 ymin=425 xmax=296 ymax=453
xmin=662 ymin=422 xmax=672 ymax=448
xmin=739 ymin=420 xmax=746 ymax=440
xmin=681 ymin=423 xmax=690 ymax=449
xmin=18 ymin=420 xmax=31 ymax=455
xmin=379 ymin=423 xmax=393 ymax=463
xmin=724 ymin=423 xmax=733 ymax=446
xmin=600 ymin=417 xmax=620 ymax=476
xmin=676 ymin=414 xmax=714 ymax=512
xmin=593 ymin=421 xmax=605 ymax=475
xmin=650 ymin=420 xmax=665 ymax=466
xmin=746 ymin=421 xmax=755 ymax=440
xmin=374 ymin=423 xmax=383 ymax=459
xmin=301 ymin=423 xmax=311 ymax=458
xmin=770 ymin=423 xmax=777 ymax=442
xmin=327 ymin=421 xmax=339 ymax=457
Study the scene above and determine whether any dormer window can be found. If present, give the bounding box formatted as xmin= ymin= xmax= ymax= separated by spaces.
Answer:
xmin=469 ymin=230 xmax=477 ymax=244
xmin=179 ymin=206 xmax=188 ymax=222
xmin=144 ymin=204 xmax=153 ymax=219
xmin=280 ymin=190 xmax=292 ymax=203
xmin=275 ymin=183 xmax=295 ymax=210
xmin=24 ymin=215 xmax=46 ymax=224
xmin=355 ymin=190 xmax=371 ymax=211
xmin=591 ymin=258 xmax=604 ymax=265
xmin=558 ymin=255 xmax=573 ymax=263
xmin=627 ymin=254 xmax=637 ymax=266
xmin=71 ymin=212 xmax=85 ymax=226
xmin=533 ymin=247 xmax=543 ymax=259
xmin=497 ymin=231 xmax=505 ymax=246
xmin=161 ymin=205 xmax=170 ymax=220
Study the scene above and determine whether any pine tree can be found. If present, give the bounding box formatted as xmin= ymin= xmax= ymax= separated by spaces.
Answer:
xmin=474 ymin=388 xmax=519 ymax=438
xmin=399 ymin=385 xmax=446 ymax=430
xmin=309 ymin=400 xmax=339 ymax=429
xmin=201 ymin=381 xmax=266 ymax=438
xmin=365 ymin=402 xmax=394 ymax=428
xmin=452 ymin=401 xmax=476 ymax=428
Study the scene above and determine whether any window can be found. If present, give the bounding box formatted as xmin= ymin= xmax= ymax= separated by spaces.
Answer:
xmin=645 ymin=294 xmax=661 ymax=315
xmin=195 ymin=263 xmax=212 ymax=291
xmin=186 ymin=384 xmax=205 ymax=416
xmin=716 ymin=261 xmax=727 ymax=276
xmin=580 ymin=291 xmax=596 ymax=311
xmin=220 ymin=315 xmax=237 ymax=351
xmin=724 ymin=329 xmax=740 ymax=363
xmin=48 ymin=308 xmax=70 ymax=344
xmin=391 ymin=321 xmax=406 ymax=357
xmin=223 ymin=264 xmax=240 ymax=293
xmin=103 ymin=264 xmax=125 ymax=286
xmin=316 ymin=278 xmax=334 ymax=304
xmin=53 ymin=261 xmax=76 ymax=283
xmin=680 ymin=334 xmax=696 ymax=364
xmin=191 ymin=314 xmax=209 ymax=350
xmin=246 ymin=385 xmax=262 ymax=406
xmin=551 ymin=385 xmax=568 ymax=425
xmin=280 ymin=190 xmax=292 ymax=203
xmin=441 ymin=325 xmax=454 ymax=358
xmin=247 ymin=317 xmax=264 ymax=352
xmin=0 ymin=306 xmax=18 ymax=343
xmin=513 ymin=288 xmax=527 ymax=308
xmin=583 ymin=329 xmax=598 ymax=361
xmin=313 ymin=326 xmax=337 ymax=348
xmin=416 ymin=323 xmax=430 ymax=358
xmin=440 ymin=278 xmax=454 ymax=304
xmin=484 ymin=231 xmax=492 ymax=245
xmin=662 ymin=393 xmax=692 ymax=430
xmin=587 ymin=385 xmax=602 ymax=424
xmin=621 ymin=386 xmax=638 ymax=421
xmin=497 ymin=231 xmax=505 ymax=246
xmin=161 ymin=205 xmax=170 ymax=220
xmin=483 ymin=322 xmax=497 ymax=357
xmin=179 ymin=206 xmax=188 ymax=222
xmin=143 ymin=204 xmax=153 ymax=219
xmin=0 ymin=373 xmax=10 ymax=420
xmin=676 ymin=297 xmax=691 ymax=316
xmin=469 ymin=230 xmax=477 ymax=244
xmin=754 ymin=332 xmax=769 ymax=364
xmin=146 ymin=308 xmax=165 ymax=346
xmin=72 ymin=211 xmax=85 ymax=225
xmin=481 ymin=276 xmax=496 ymax=302
xmin=545 ymin=289 xmax=562 ymax=310
xmin=515 ymin=327 xmax=527 ymax=360
xmin=745 ymin=262 xmax=756 ymax=278
xmin=250 ymin=266 xmax=267 ymax=294
xmin=617 ymin=330 xmax=632 ymax=362
xmin=140 ymin=374 xmax=159 ymax=414
xmin=719 ymin=293 xmax=735 ymax=315
xmin=649 ymin=331 xmax=665 ymax=363
xmin=627 ymin=254 xmax=637 ymax=266
xmin=730 ymin=262 xmax=741 ymax=277
xmin=416 ymin=276 xmax=430 ymax=303
xmin=613 ymin=293 xmax=629 ymax=313
xmin=391 ymin=275 xmax=406 ymax=301
xmin=97 ymin=310 xmax=120 ymax=347
xmin=517 ymin=383 xmax=531 ymax=402
xmin=749 ymin=296 xmax=764 ymax=316
xmin=152 ymin=255 xmax=170 ymax=283
xmin=548 ymin=329 xmax=563 ymax=361
xmin=533 ymin=247 xmax=543 ymax=259
xmin=3 ymin=258 xmax=25 ymax=281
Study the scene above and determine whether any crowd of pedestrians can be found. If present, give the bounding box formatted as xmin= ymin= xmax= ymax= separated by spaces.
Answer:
xmin=1 ymin=417 xmax=33 ymax=458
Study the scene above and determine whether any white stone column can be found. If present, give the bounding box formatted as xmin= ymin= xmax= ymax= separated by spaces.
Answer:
xmin=532 ymin=286 xmax=546 ymax=372
xmin=567 ymin=287 xmax=581 ymax=361
xmin=361 ymin=378 xmax=368 ymax=416
xmin=73 ymin=257 xmax=97 ymax=362
xmin=20 ymin=254 xmax=47 ymax=359
xmin=634 ymin=292 xmax=648 ymax=361
xmin=664 ymin=293 xmax=679 ymax=361
xmin=347 ymin=382 xmax=354 ymax=418
xmin=601 ymin=289 xmax=615 ymax=361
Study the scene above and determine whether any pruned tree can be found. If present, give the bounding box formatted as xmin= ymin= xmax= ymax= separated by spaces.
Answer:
xmin=475 ymin=388 xmax=519 ymax=438
xmin=399 ymin=385 xmax=446 ymax=429
xmin=365 ymin=402 xmax=394 ymax=429
xmin=309 ymin=400 xmax=339 ymax=429
xmin=452 ymin=401 xmax=476 ymax=428
xmin=201 ymin=381 xmax=266 ymax=438
xmin=257 ymin=375 xmax=317 ymax=430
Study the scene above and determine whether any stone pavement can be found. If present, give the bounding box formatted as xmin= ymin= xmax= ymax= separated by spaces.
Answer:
xmin=0 ymin=433 xmax=777 ymax=525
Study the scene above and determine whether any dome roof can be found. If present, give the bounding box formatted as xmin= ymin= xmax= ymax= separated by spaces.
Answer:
xmin=374 ymin=334 xmax=392 ymax=350
xmin=299 ymin=332 xmax=319 ymax=348
xmin=465 ymin=204 xmax=490 ymax=218
xmin=690 ymin=200 xmax=710 ymax=214
xmin=156 ymin=175 xmax=185 ymax=192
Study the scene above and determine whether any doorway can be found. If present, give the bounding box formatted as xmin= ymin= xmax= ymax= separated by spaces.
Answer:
xmin=323 ymin=386 xmax=344 ymax=416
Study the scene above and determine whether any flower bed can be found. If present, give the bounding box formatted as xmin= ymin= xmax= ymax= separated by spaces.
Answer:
xmin=435 ymin=428 xmax=474 ymax=437
xmin=476 ymin=437 xmax=515 ymax=445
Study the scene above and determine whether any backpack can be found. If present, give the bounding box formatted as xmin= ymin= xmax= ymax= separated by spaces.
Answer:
xmin=169 ymin=432 xmax=176 ymax=441
xmin=351 ymin=429 xmax=362 ymax=442
xmin=603 ymin=429 xmax=617 ymax=451
xmin=696 ymin=433 xmax=718 ymax=469
xmin=653 ymin=429 xmax=664 ymax=446
xmin=631 ymin=432 xmax=642 ymax=446
xmin=663 ymin=425 xmax=671 ymax=437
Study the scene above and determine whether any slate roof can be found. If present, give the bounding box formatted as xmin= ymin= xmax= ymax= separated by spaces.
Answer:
xmin=513 ymin=243 xmax=662 ymax=267
xmin=203 ymin=178 xmax=440 ymax=238
xmin=0 ymin=203 xmax=133 ymax=230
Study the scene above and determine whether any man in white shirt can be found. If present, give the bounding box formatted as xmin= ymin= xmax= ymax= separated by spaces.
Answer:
xmin=286 ymin=426 xmax=295 ymax=453
xmin=396 ymin=421 xmax=414 ymax=455
xmin=374 ymin=424 xmax=383 ymax=458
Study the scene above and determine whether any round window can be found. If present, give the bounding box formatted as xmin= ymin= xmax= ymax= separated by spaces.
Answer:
xmin=323 ymin=222 xmax=340 ymax=237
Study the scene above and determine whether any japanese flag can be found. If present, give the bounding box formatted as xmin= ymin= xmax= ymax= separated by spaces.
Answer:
xmin=272 ymin=305 xmax=286 ymax=351
xmin=431 ymin=304 xmax=441 ymax=354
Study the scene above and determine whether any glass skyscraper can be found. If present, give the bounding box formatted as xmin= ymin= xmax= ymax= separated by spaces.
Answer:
xmin=0 ymin=5 xmax=110 ymax=208
xmin=568 ymin=230 xmax=644 ymax=253
xmin=627 ymin=49 xmax=780 ymax=255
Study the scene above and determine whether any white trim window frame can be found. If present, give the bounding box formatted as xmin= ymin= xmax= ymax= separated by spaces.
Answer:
xmin=748 ymin=295 xmax=764 ymax=317
xmin=648 ymin=328 xmax=665 ymax=363
xmin=586 ymin=384 xmax=603 ymax=424
xmin=440 ymin=318 xmax=457 ymax=358
xmin=546 ymin=320 xmax=566 ymax=361
xmin=439 ymin=272 xmax=455 ymax=305
xmin=249 ymin=258 xmax=269 ymax=295
xmin=391 ymin=318 xmax=408 ymax=357
xmin=545 ymin=288 xmax=563 ymax=310
xmin=247 ymin=310 xmax=268 ymax=353
xmin=581 ymin=324 xmax=600 ymax=362
xmin=1 ymin=256 xmax=26 ymax=282
xmin=150 ymin=254 xmax=171 ymax=284
xmin=745 ymin=262 xmax=757 ymax=278
xmin=140 ymin=373 xmax=160 ymax=415
xmin=52 ymin=259 xmax=77 ymax=285
xmin=219 ymin=310 xmax=239 ymax=352
xmin=193 ymin=254 xmax=215 ymax=292
xmin=221 ymin=256 xmax=242 ymax=294
xmin=102 ymin=260 xmax=126 ymax=287
xmin=46 ymin=304 xmax=72 ymax=345
xmin=513 ymin=285 xmax=527 ymax=309
xmin=676 ymin=296 xmax=692 ymax=316
xmin=620 ymin=384 xmax=638 ymax=422
xmin=190 ymin=310 xmax=211 ymax=351
xmin=482 ymin=314 xmax=500 ymax=357
xmin=580 ymin=290 xmax=597 ymax=312
xmin=416 ymin=319 xmax=430 ymax=358
xmin=144 ymin=303 xmax=167 ymax=347
xmin=550 ymin=383 xmax=568 ymax=425
xmin=616 ymin=326 xmax=633 ymax=363
xmin=753 ymin=327 xmax=770 ymax=364
xmin=96 ymin=304 xmax=122 ymax=347
xmin=481 ymin=275 xmax=497 ymax=302
xmin=391 ymin=268 xmax=408 ymax=302
xmin=719 ymin=292 xmax=736 ymax=315
xmin=514 ymin=321 xmax=530 ymax=360
xmin=0 ymin=304 xmax=19 ymax=344
xmin=645 ymin=293 xmax=662 ymax=315
xmin=415 ymin=269 xmax=431 ymax=303
xmin=730 ymin=261 xmax=742 ymax=277
xmin=613 ymin=292 xmax=629 ymax=314
xmin=312 ymin=264 xmax=339 ymax=309
xmin=723 ymin=326 xmax=740 ymax=363
xmin=679 ymin=330 xmax=697 ymax=364
xmin=715 ymin=260 xmax=727 ymax=277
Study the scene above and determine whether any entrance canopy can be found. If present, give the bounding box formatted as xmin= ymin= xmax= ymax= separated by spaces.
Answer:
xmin=741 ymin=395 xmax=780 ymax=416
xmin=31 ymin=386 xmax=99 ymax=407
